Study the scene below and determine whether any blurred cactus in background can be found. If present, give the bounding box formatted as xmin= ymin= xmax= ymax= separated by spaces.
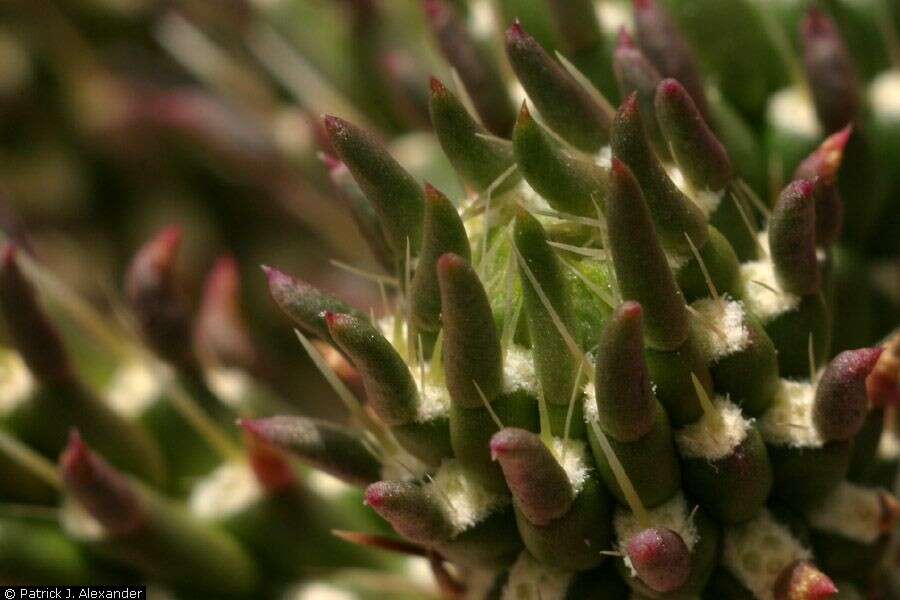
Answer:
xmin=1 ymin=0 xmax=900 ymax=598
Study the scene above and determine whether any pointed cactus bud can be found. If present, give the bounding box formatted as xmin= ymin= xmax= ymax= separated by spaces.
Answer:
xmin=364 ymin=481 xmax=454 ymax=545
xmin=801 ymin=8 xmax=861 ymax=133
xmin=428 ymin=77 xmax=517 ymax=193
xmin=513 ymin=211 xmax=579 ymax=409
xmin=512 ymin=102 xmax=608 ymax=217
xmin=613 ymin=29 xmax=669 ymax=160
xmin=263 ymin=265 xmax=366 ymax=344
xmin=323 ymin=115 xmax=424 ymax=255
xmin=655 ymin=78 xmax=732 ymax=192
xmin=59 ymin=431 xmax=143 ymax=536
xmin=595 ymin=301 xmax=657 ymax=441
xmin=243 ymin=430 xmax=297 ymax=494
xmin=0 ymin=244 xmax=72 ymax=383
xmin=814 ymin=347 xmax=882 ymax=441
xmin=793 ymin=126 xmax=852 ymax=247
xmin=410 ymin=184 xmax=471 ymax=333
xmin=124 ymin=226 xmax=194 ymax=368
xmin=867 ymin=332 xmax=900 ymax=408
xmin=437 ymin=253 xmax=503 ymax=409
xmin=632 ymin=0 xmax=708 ymax=118
xmin=611 ymin=93 xmax=708 ymax=255
xmin=505 ymin=20 xmax=613 ymax=152
xmin=325 ymin=312 xmax=419 ymax=426
xmin=606 ymin=158 xmax=688 ymax=351
xmin=490 ymin=428 xmax=574 ymax=526
xmin=423 ymin=1 xmax=516 ymax=137
xmin=769 ymin=179 xmax=819 ymax=296
xmin=625 ymin=527 xmax=691 ymax=593
xmin=241 ymin=416 xmax=381 ymax=487
xmin=194 ymin=255 xmax=257 ymax=371
xmin=773 ymin=560 xmax=838 ymax=600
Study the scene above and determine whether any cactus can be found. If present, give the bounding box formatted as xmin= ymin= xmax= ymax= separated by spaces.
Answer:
xmin=1 ymin=0 xmax=900 ymax=599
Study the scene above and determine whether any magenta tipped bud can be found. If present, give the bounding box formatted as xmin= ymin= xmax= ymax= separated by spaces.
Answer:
xmin=124 ymin=226 xmax=194 ymax=368
xmin=194 ymin=255 xmax=257 ymax=371
xmin=437 ymin=252 xmax=503 ymax=409
xmin=773 ymin=560 xmax=838 ymax=600
xmin=793 ymin=126 xmax=852 ymax=246
xmin=0 ymin=243 xmax=72 ymax=383
xmin=59 ymin=431 xmax=143 ymax=535
xmin=606 ymin=158 xmax=688 ymax=351
xmin=632 ymin=0 xmax=708 ymax=118
xmin=263 ymin=264 xmax=366 ymax=344
xmin=240 ymin=416 xmax=381 ymax=487
xmin=423 ymin=0 xmax=515 ymax=136
xmin=490 ymin=428 xmax=574 ymax=526
xmin=595 ymin=301 xmax=657 ymax=441
xmin=655 ymin=78 xmax=732 ymax=192
xmin=769 ymin=179 xmax=820 ymax=296
xmin=625 ymin=527 xmax=691 ymax=593
xmin=814 ymin=347 xmax=883 ymax=441
xmin=364 ymin=481 xmax=455 ymax=545
xmin=801 ymin=8 xmax=861 ymax=133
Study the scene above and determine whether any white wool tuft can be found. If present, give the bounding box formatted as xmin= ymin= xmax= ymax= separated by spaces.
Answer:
xmin=204 ymin=367 xmax=251 ymax=409
xmin=594 ymin=146 xmax=612 ymax=169
xmin=426 ymin=460 xmax=508 ymax=535
xmin=0 ymin=349 xmax=35 ymax=414
xmin=285 ymin=583 xmax=357 ymax=600
xmin=189 ymin=461 xmax=262 ymax=520
xmin=467 ymin=0 xmax=496 ymax=41
xmin=723 ymin=510 xmax=811 ymax=600
xmin=666 ymin=250 xmax=690 ymax=272
xmin=667 ymin=166 xmax=724 ymax=217
xmin=105 ymin=360 xmax=169 ymax=418
xmin=758 ymin=379 xmax=824 ymax=448
xmin=691 ymin=298 xmax=751 ymax=362
xmin=807 ymin=481 xmax=885 ymax=544
xmin=767 ymin=87 xmax=823 ymax=137
xmin=60 ymin=499 xmax=107 ymax=541
xmin=877 ymin=427 xmax=900 ymax=461
xmin=615 ymin=493 xmax=699 ymax=577
xmin=549 ymin=438 xmax=591 ymax=494
xmin=410 ymin=363 xmax=451 ymax=423
xmin=870 ymin=70 xmax=900 ymax=119
xmin=305 ymin=470 xmax=352 ymax=500
xmin=676 ymin=397 xmax=751 ymax=460
xmin=503 ymin=345 xmax=541 ymax=396
xmin=596 ymin=1 xmax=634 ymax=37
xmin=741 ymin=250 xmax=801 ymax=322
xmin=502 ymin=552 xmax=574 ymax=600
xmin=582 ymin=383 xmax=598 ymax=424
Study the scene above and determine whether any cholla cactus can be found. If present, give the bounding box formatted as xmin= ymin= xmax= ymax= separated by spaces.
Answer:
xmin=239 ymin=2 xmax=899 ymax=598
xmin=2 ymin=0 xmax=900 ymax=599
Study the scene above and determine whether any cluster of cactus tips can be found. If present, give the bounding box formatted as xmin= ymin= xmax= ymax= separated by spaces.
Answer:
xmin=2 ymin=0 xmax=900 ymax=598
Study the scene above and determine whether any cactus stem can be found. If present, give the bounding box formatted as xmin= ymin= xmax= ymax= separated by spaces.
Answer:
xmin=474 ymin=381 xmax=504 ymax=431
xmin=513 ymin=243 xmax=593 ymax=381
xmin=294 ymin=328 xmax=396 ymax=456
xmin=404 ymin=238 xmax=415 ymax=363
xmin=684 ymin=232 xmax=720 ymax=305
xmin=0 ymin=430 xmax=61 ymax=491
xmin=430 ymin=329 xmax=445 ymax=385
xmin=588 ymin=419 xmax=649 ymax=527
xmin=555 ymin=50 xmax=616 ymax=117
